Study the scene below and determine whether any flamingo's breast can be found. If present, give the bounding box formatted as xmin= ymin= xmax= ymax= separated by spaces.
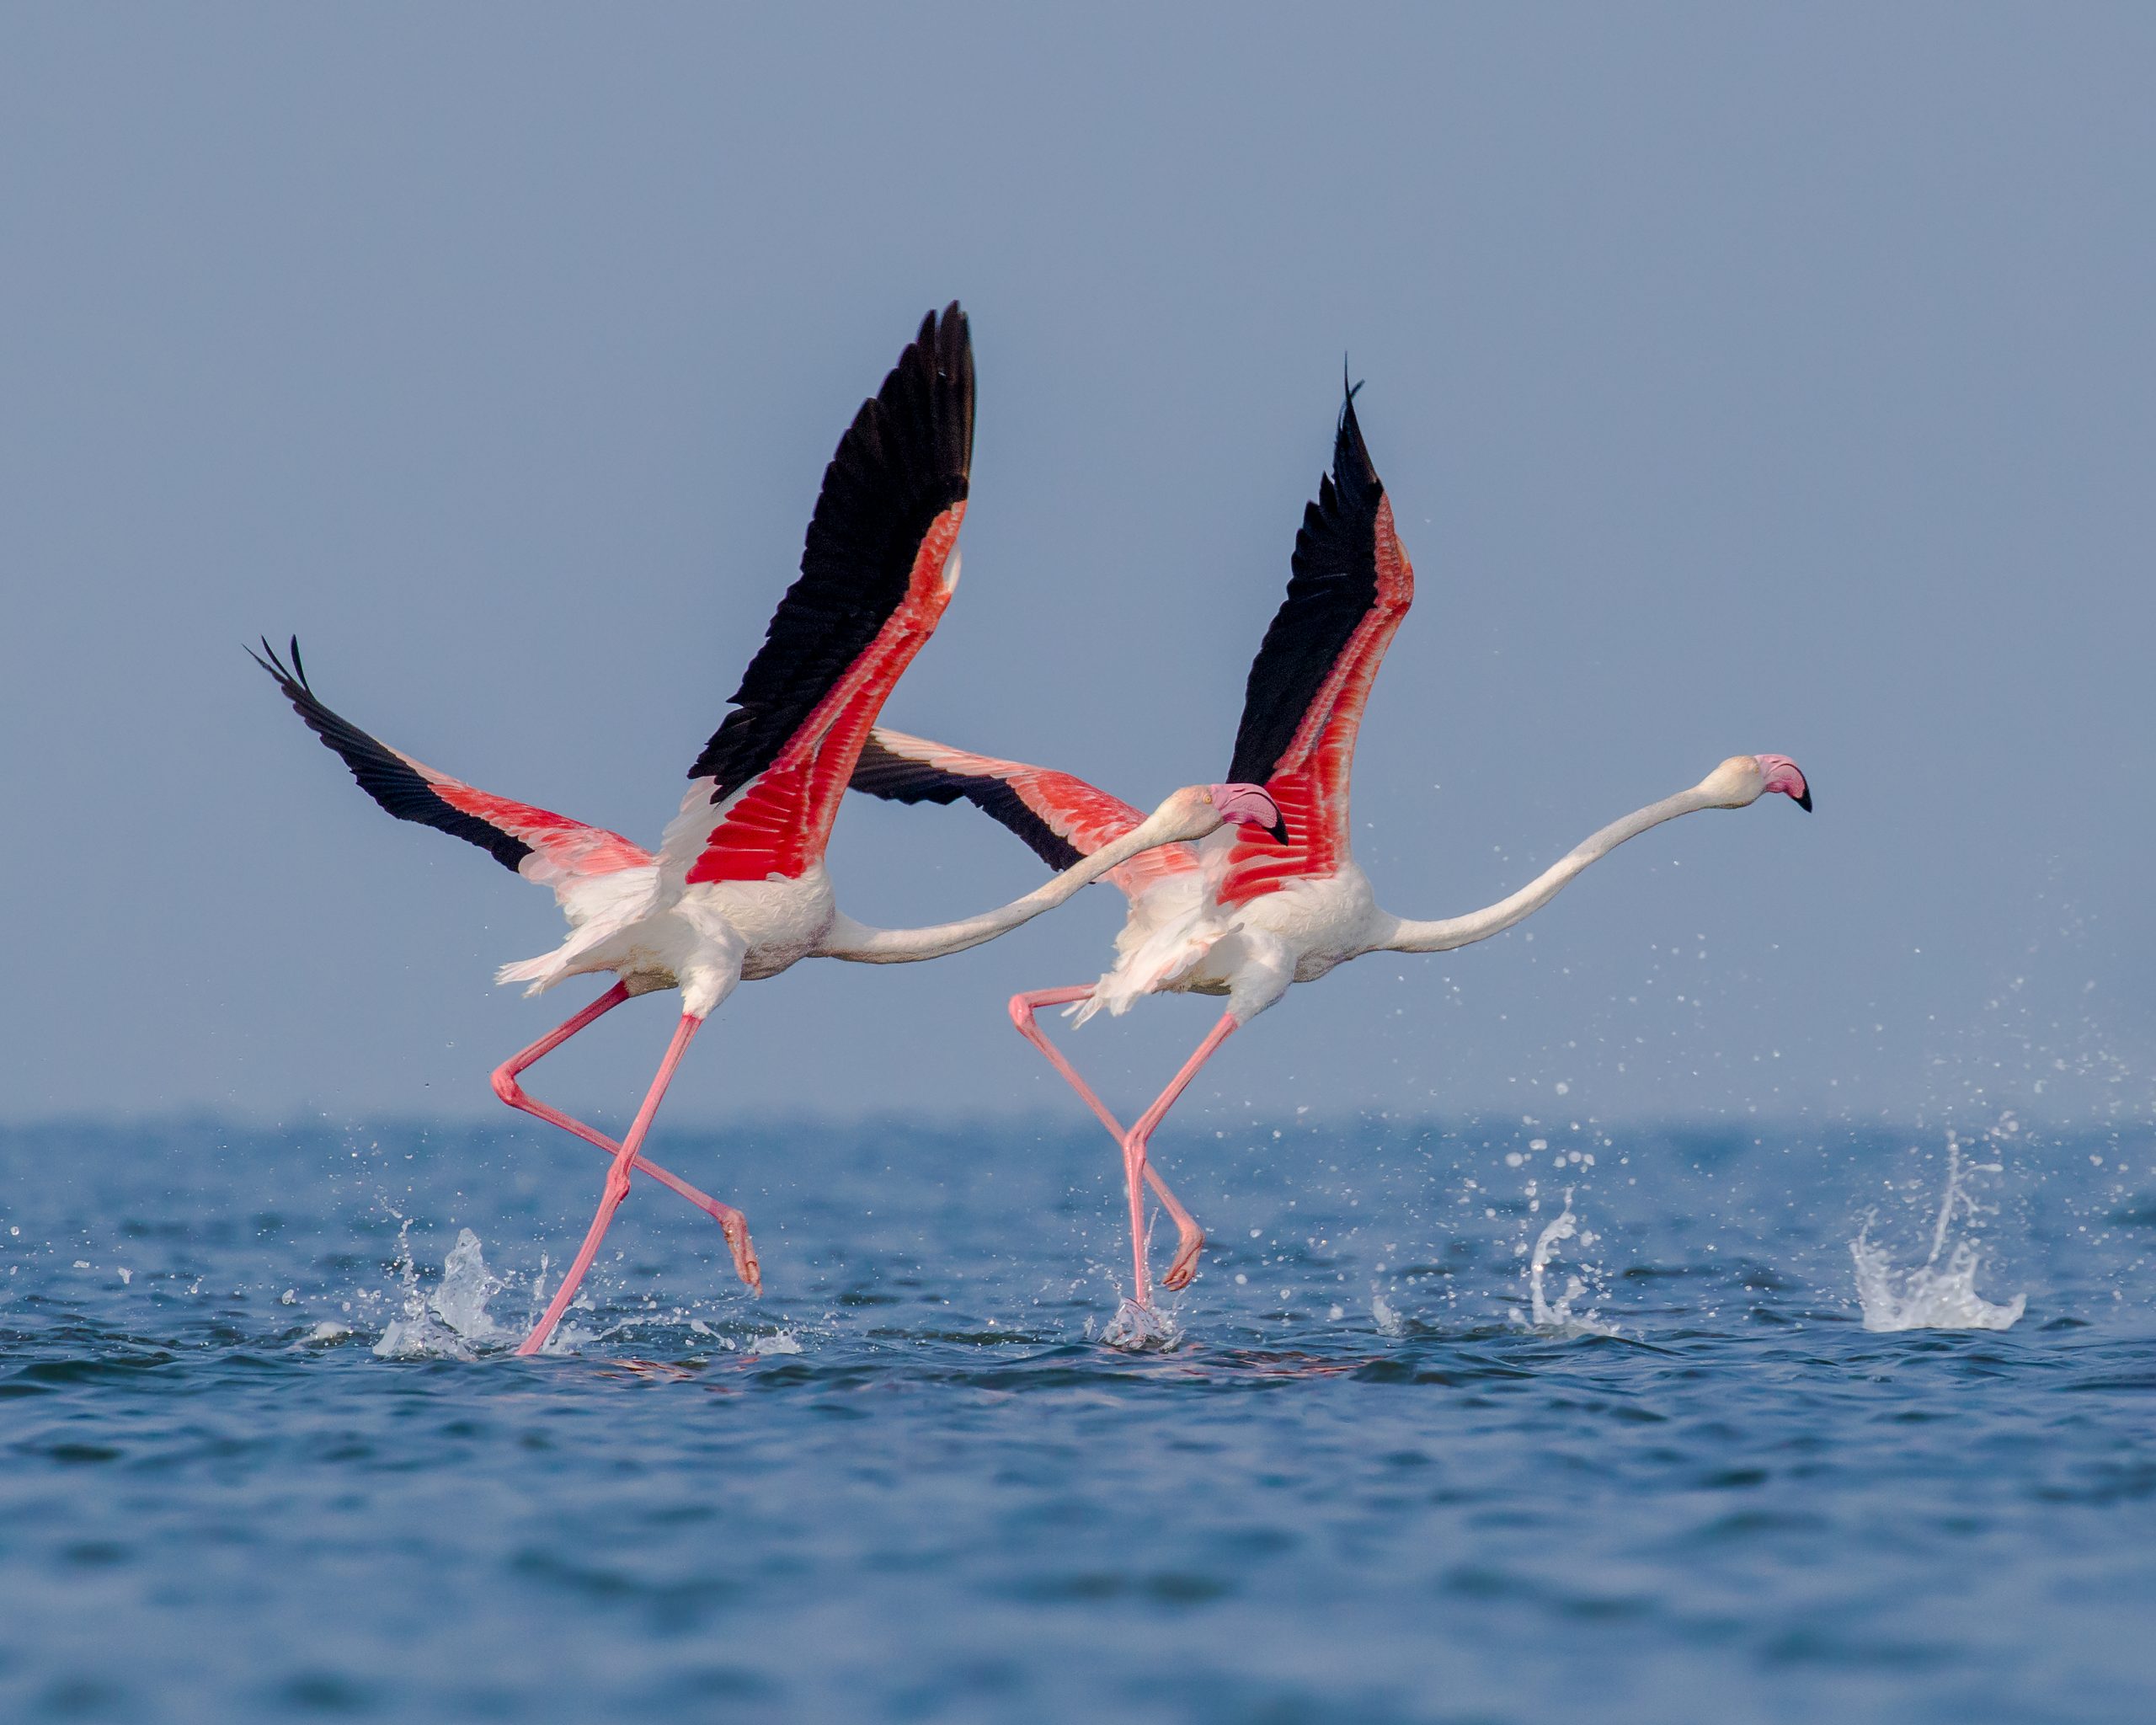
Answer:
xmin=1228 ymin=864 xmax=1380 ymax=985
xmin=680 ymin=866 xmax=838 ymax=981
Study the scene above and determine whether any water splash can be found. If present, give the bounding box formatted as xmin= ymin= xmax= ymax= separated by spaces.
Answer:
xmin=1100 ymin=1297 xmax=1181 ymax=1352
xmin=374 ymin=1225 xmax=519 ymax=1359
xmin=1522 ymin=1188 xmax=1619 ymax=1337
xmin=1850 ymin=1135 xmax=2025 ymax=1332
xmin=1370 ymin=1290 xmax=1406 ymax=1338
xmin=433 ymin=1229 xmax=510 ymax=1339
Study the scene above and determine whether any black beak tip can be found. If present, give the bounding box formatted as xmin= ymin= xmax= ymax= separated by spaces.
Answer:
xmin=1795 ymin=788 xmax=1813 ymax=812
xmin=1267 ymin=817 xmax=1291 ymax=846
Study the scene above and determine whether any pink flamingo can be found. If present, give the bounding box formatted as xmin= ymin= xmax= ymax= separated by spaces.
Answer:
xmin=852 ymin=382 xmax=1811 ymax=1339
xmin=253 ymin=305 xmax=1282 ymax=1355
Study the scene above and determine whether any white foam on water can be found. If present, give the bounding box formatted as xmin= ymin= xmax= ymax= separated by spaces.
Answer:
xmin=742 ymin=1330 xmax=803 ymax=1357
xmin=1100 ymin=1297 xmax=1181 ymax=1352
xmin=1522 ymin=1189 xmax=1620 ymax=1338
xmin=1851 ymin=1135 xmax=2025 ymax=1332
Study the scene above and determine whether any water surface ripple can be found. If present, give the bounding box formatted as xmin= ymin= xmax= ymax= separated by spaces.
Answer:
xmin=3 ymin=1118 xmax=2151 ymax=1723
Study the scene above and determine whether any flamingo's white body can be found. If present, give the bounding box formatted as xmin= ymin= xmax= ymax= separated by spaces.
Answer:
xmin=855 ymin=385 xmax=1812 ymax=1337
xmin=1078 ymin=845 xmax=1380 ymax=1021
xmin=495 ymin=859 xmax=836 ymax=1010
xmin=256 ymin=306 xmax=1278 ymax=1354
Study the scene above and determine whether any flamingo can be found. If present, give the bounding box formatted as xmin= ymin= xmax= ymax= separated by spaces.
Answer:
xmin=252 ymin=304 xmax=1283 ymax=1355
xmin=851 ymin=380 xmax=1812 ymax=1340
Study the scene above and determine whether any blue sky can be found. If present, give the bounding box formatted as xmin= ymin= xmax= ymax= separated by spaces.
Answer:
xmin=2 ymin=6 xmax=2150 ymax=1127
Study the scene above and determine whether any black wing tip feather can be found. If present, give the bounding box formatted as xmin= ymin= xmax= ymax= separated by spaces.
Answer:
xmin=687 ymin=302 xmax=977 ymax=794
xmin=899 ymin=300 xmax=974 ymax=498
xmin=249 ymin=633 xmax=532 ymax=873
xmin=245 ymin=632 xmax=298 ymax=686
xmin=1223 ymin=379 xmax=1391 ymax=787
xmin=848 ymin=732 xmax=967 ymax=809
xmin=1334 ymin=369 xmax=1381 ymax=500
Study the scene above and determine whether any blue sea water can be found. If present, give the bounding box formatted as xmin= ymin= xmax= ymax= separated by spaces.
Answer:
xmin=3 ymin=1113 xmax=2153 ymax=1723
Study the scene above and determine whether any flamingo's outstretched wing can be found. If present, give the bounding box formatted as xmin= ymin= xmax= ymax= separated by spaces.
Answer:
xmin=1219 ymin=382 xmax=1414 ymax=906
xmin=851 ymin=728 xmax=1198 ymax=900
xmin=663 ymin=305 xmax=975 ymax=887
xmin=250 ymin=637 xmax=653 ymax=900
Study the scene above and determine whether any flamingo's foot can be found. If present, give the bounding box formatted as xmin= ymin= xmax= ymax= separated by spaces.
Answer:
xmin=1160 ymin=1226 xmax=1206 ymax=1292
xmin=1101 ymin=1297 xmax=1181 ymax=1353
xmin=718 ymin=1211 xmax=761 ymax=1295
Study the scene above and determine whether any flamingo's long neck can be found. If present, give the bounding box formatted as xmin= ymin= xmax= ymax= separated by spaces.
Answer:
xmin=815 ymin=802 xmax=1199 ymax=964
xmin=1378 ymin=784 xmax=1730 ymax=955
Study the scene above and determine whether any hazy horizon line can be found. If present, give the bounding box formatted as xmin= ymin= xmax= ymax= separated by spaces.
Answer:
xmin=4 ymin=1107 xmax=2140 ymax=1141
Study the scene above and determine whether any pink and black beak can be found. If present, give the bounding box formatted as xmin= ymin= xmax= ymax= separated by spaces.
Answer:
xmin=1209 ymin=783 xmax=1289 ymax=845
xmin=1758 ymin=755 xmax=1812 ymax=812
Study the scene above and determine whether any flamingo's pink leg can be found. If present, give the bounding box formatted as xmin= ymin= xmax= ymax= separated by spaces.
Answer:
xmin=1009 ymin=988 xmax=1209 ymax=1293
xmin=491 ymin=984 xmax=760 ymax=1291
xmin=1118 ymin=1011 xmax=1239 ymax=1308
xmin=517 ymin=1012 xmax=707 ymax=1358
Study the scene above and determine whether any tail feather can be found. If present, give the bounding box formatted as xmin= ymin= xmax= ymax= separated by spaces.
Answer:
xmin=494 ymin=953 xmax=567 ymax=996
xmin=494 ymin=923 xmax=610 ymax=996
xmin=1067 ymin=911 xmax=1228 ymax=1026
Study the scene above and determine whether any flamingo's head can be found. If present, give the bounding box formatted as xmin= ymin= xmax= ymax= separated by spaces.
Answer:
xmin=1700 ymin=754 xmax=1813 ymax=811
xmin=1144 ymin=783 xmax=1289 ymax=846
xmin=1207 ymin=782 xmax=1289 ymax=845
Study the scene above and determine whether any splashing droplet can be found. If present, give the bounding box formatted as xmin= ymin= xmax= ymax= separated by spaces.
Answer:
xmin=1851 ymin=1137 xmax=2024 ymax=1332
